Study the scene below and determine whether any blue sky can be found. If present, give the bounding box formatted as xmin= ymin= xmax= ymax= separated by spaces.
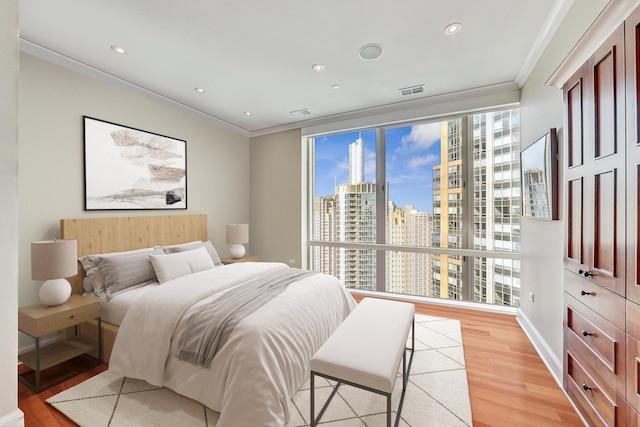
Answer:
xmin=314 ymin=123 xmax=442 ymax=212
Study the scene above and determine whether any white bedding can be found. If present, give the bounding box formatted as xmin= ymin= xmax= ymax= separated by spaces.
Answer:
xmin=109 ymin=262 xmax=356 ymax=426
xmin=84 ymin=283 xmax=160 ymax=326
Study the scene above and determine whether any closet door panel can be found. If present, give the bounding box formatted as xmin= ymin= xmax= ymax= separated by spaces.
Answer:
xmin=627 ymin=7 xmax=640 ymax=304
xmin=564 ymin=63 xmax=590 ymax=275
xmin=567 ymin=77 xmax=585 ymax=168
xmin=586 ymin=25 xmax=626 ymax=296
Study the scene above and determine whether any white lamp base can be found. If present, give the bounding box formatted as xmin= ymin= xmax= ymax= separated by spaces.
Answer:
xmin=39 ymin=278 xmax=72 ymax=306
xmin=230 ymin=244 xmax=246 ymax=259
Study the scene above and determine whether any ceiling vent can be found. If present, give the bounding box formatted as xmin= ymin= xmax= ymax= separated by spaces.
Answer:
xmin=290 ymin=108 xmax=311 ymax=117
xmin=399 ymin=85 xmax=424 ymax=96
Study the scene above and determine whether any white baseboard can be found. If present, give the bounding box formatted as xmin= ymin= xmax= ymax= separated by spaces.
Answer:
xmin=0 ymin=409 xmax=24 ymax=427
xmin=516 ymin=308 xmax=563 ymax=387
xmin=18 ymin=334 xmax=60 ymax=355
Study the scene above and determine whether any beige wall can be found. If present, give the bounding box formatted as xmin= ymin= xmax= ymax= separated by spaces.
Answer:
xmin=250 ymin=129 xmax=303 ymax=267
xmin=18 ymin=53 xmax=250 ymax=347
xmin=518 ymin=0 xmax=609 ymax=381
xmin=0 ymin=1 xmax=22 ymax=425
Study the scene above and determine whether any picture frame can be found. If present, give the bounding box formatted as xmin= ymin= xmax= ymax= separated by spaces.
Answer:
xmin=520 ymin=128 xmax=558 ymax=220
xmin=83 ymin=116 xmax=187 ymax=210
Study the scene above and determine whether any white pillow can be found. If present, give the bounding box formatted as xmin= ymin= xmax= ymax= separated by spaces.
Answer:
xmin=149 ymin=246 xmax=215 ymax=284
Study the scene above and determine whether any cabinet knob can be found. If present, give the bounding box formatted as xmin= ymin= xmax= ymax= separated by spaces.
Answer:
xmin=69 ymin=315 xmax=74 ymax=319
xmin=581 ymin=270 xmax=593 ymax=278
xmin=580 ymin=290 xmax=593 ymax=296
xmin=582 ymin=384 xmax=592 ymax=391
xmin=582 ymin=330 xmax=593 ymax=337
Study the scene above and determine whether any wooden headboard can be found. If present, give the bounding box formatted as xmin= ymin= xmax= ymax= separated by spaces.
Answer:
xmin=60 ymin=214 xmax=208 ymax=295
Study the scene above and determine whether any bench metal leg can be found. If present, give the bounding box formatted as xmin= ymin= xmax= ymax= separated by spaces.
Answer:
xmin=310 ymin=373 xmax=315 ymax=427
xmin=395 ymin=317 xmax=415 ymax=426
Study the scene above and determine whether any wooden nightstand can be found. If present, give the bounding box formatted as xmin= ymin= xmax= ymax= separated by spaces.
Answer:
xmin=221 ymin=255 xmax=260 ymax=265
xmin=18 ymin=294 xmax=102 ymax=392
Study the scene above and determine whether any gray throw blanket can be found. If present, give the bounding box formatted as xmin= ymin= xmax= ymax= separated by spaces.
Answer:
xmin=176 ymin=268 xmax=317 ymax=368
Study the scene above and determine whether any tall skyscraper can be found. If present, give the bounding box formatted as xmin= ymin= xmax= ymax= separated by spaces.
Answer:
xmin=349 ymin=135 xmax=365 ymax=184
xmin=472 ymin=110 xmax=521 ymax=306
xmin=432 ymin=120 xmax=464 ymax=300
xmin=431 ymin=112 xmax=521 ymax=306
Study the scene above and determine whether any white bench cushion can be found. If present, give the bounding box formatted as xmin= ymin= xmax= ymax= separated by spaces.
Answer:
xmin=310 ymin=298 xmax=414 ymax=393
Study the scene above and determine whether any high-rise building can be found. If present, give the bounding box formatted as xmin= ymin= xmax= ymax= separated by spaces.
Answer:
xmin=432 ymin=112 xmax=521 ymax=307
xmin=315 ymin=137 xmax=378 ymax=290
xmin=432 ymin=120 xmax=464 ymax=300
xmin=472 ymin=110 xmax=521 ymax=306
xmin=522 ymin=168 xmax=549 ymax=218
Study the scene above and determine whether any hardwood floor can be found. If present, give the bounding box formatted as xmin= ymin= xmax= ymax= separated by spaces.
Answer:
xmin=18 ymin=298 xmax=583 ymax=426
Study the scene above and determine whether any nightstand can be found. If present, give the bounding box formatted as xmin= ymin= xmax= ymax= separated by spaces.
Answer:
xmin=18 ymin=294 xmax=102 ymax=392
xmin=221 ymin=255 xmax=260 ymax=265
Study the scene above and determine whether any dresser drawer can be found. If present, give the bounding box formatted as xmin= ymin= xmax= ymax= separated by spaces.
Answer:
xmin=565 ymin=269 xmax=626 ymax=330
xmin=627 ymin=334 xmax=640 ymax=412
xmin=566 ymin=296 xmax=626 ymax=392
xmin=628 ymin=300 xmax=640 ymax=340
xmin=566 ymin=347 xmax=623 ymax=426
xmin=566 ymin=351 xmax=624 ymax=426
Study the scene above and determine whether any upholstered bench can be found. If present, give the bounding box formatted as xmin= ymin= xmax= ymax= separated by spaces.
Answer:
xmin=309 ymin=297 xmax=415 ymax=427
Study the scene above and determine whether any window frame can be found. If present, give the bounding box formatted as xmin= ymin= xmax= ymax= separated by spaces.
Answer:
xmin=305 ymin=107 xmax=521 ymax=305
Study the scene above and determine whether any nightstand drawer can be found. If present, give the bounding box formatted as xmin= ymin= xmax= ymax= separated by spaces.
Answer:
xmin=19 ymin=296 xmax=100 ymax=337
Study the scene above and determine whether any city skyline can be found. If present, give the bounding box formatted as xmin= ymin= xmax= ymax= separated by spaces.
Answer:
xmin=314 ymin=123 xmax=441 ymax=212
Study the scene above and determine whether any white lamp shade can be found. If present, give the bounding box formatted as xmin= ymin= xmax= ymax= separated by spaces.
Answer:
xmin=31 ymin=239 xmax=78 ymax=280
xmin=31 ymin=239 xmax=77 ymax=306
xmin=226 ymin=224 xmax=249 ymax=244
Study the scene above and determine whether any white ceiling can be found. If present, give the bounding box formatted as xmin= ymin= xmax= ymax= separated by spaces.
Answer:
xmin=19 ymin=0 xmax=572 ymax=135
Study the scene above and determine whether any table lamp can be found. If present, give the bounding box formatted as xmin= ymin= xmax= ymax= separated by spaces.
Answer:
xmin=31 ymin=239 xmax=78 ymax=306
xmin=226 ymin=224 xmax=249 ymax=258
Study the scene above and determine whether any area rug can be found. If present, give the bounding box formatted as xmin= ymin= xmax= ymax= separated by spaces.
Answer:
xmin=47 ymin=314 xmax=472 ymax=426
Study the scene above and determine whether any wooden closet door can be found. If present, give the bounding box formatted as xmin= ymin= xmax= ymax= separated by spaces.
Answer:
xmin=586 ymin=25 xmax=626 ymax=297
xmin=627 ymin=7 xmax=640 ymax=305
xmin=563 ymin=62 xmax=589 ymax=277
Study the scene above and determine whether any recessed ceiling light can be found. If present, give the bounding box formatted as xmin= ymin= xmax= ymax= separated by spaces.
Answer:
xmin=444 ymin=22 xmax=462 ymax=35
xmin=358 ymin=43 xmax=383 ymax=60
xmin=312 ymin=64 xmax=325 ymax=72
xmin=110 ymin=45 xmax=127 ymax=55
xmin=244 ymin=112 xmax=252 ymax=116
xmin=332 ymin=84 xmax=340 ymax=90
xmin=194 ymin=87 xmax=206 ymax=93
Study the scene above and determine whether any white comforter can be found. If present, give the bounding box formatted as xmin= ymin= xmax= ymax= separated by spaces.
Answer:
xmin=109 ymin=262 xmax=356 ymax=426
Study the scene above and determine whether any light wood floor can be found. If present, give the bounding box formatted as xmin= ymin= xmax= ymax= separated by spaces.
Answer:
xmin=18 ymin=297 xmax=583 ymax=426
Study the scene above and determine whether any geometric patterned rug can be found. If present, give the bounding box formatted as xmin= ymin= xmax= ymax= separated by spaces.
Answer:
xmin=47 ymin=314 xmax=472 ymax=426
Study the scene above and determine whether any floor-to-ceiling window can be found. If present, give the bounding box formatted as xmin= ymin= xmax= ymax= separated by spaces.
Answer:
xmin=308 ymin=108 xmax=521 ymax=307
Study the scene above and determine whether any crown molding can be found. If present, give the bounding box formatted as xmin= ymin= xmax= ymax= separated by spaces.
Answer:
xmin=547 ymin=0 xmax=640 ymax=88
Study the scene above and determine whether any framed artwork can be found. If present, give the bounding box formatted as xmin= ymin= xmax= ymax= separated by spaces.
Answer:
xmin=520 ymin=128 xmax=558 ymax=220
xmin=83 ymin=116 xmax=187 ymax=210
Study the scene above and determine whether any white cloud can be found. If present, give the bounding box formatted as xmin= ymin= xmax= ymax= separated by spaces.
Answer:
xmin=408 ymin=154 xmax=439 ymax=168
xmin=400 ymin=123 xmax=441 ymax=151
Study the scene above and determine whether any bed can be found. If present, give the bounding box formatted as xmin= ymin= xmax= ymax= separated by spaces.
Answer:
xmin=60 ymin=214 xmax=356 ymax=426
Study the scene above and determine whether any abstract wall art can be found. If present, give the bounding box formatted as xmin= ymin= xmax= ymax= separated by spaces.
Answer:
xmin=83 ymin=116 xmax=187 ymax=210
